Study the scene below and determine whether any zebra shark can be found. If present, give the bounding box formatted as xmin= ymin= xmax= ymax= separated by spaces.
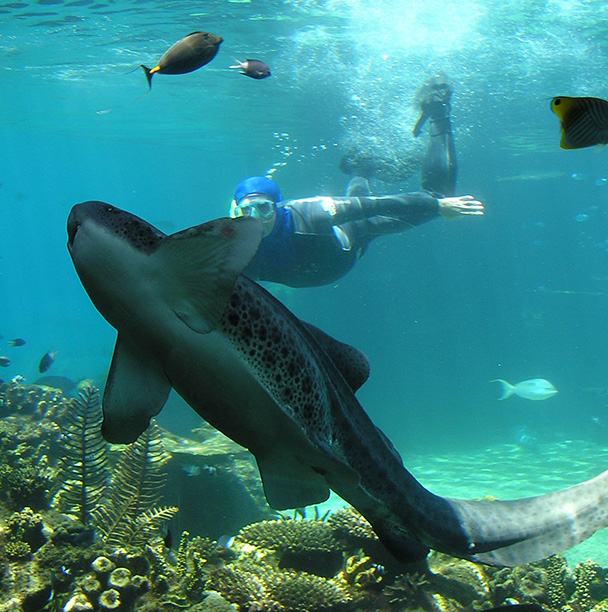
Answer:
xmin=67 ymin=200 xmax=608 ymax=567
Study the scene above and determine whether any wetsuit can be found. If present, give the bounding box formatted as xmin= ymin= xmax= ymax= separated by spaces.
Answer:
xmin=245 ymin=99 xmax=456 ymax=288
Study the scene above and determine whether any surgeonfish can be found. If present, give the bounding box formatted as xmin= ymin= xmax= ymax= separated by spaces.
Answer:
xmin=68 ymin=201 xmax=608 ymax=568
xmin=230 ymin=59 xmax=271 ymax=80
xmin=141 ymin=31 xmax=223 ymax=90
xmin=551 ymin=96 xmax=608 ymax=149
xmin=491 ymin=378 xmax=558 ymax=401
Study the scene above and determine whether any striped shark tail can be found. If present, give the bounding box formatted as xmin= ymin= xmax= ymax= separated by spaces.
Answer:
xmin=491 ymin=379 xmax=515 ymax=400
xmin=447 ymin=467 xmax=608 ymax=566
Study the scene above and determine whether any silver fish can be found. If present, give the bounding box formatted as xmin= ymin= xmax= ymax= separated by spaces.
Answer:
xmin=67 ymin=201 xmax=608 ymax=567
xmin=491 ymin=378 xmax=558 ymax=401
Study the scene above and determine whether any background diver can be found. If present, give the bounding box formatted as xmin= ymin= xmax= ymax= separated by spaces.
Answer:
xmin=229 ymin=77 xmax=484 ymax=288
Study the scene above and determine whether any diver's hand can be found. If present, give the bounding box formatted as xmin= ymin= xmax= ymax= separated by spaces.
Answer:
xmin=438 ymin=195 xmax=484 ymax=220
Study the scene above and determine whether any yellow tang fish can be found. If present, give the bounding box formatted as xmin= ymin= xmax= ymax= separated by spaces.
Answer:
xmin=551 ymin=96 xmax=608 ymax=149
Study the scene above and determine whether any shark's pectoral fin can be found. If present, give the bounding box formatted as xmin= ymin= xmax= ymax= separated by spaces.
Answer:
xmin=102 ymin=336 xmax=171 ymax=444
xmin=255 ymin=453 xmax=331 ymax=510
xmin=154 ymin=217 xmax=263 ymax=334
xmin=255 ymin=446 xmax=360 ymax=510
xmin=302 ymin=322 xmax=371 ymax=392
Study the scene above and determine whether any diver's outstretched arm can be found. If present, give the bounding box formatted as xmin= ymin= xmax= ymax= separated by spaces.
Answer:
xmin=438 ymin=195 xmax=484 ymax=220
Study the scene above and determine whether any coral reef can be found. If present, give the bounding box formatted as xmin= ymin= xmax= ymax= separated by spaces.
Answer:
xmin=0 ymin=381 xmax=70 ymax=421
xmin=6 ymin=380 xmax=608 ymax=612
xmin=236 ymin=519 xmax=343 ymax=577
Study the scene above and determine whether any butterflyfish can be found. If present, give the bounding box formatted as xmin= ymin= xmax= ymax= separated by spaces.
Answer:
xmin=551 ymin=96 xmax=608 ymax=149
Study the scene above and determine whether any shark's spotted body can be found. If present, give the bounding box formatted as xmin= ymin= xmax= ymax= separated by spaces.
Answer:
xmin=68 ymin=201 xmax=608 ymax=568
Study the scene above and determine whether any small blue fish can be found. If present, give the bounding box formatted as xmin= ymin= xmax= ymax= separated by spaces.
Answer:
xmin=0 ymin=357 xmax=11 ymax=367
xmin=491 ymin=378 xmax=558 ymax=401
xmin=575 ymin=213 xmax=589 ymax=222
xmin=9 ymin=338 xmax=26 ymax=347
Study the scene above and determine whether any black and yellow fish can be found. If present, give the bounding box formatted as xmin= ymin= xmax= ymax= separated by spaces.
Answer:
xmin=141 ymin=31 xmax=223 ymax=90
xmin=551 ymin=96 xmax=608 ymax=149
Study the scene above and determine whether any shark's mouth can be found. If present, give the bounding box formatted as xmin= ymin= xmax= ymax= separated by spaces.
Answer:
xmin=67 ymin=208 xmax=81 ymax=250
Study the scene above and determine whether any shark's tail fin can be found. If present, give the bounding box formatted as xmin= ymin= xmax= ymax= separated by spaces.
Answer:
xmin=448 ymin=467 xmax=608 ymax=566
xmin=490 ymin=379 xmax=515 ymax=400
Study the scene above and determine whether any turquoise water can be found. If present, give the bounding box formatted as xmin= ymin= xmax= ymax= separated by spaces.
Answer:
xmin=3 ymin=0 xmax=608 ymax=564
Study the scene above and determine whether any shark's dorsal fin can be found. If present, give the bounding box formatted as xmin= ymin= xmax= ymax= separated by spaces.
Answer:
xmin=102 ymin=336 xmax=172 ymax=444
xmin=154 ymin=217 xmax=263 ymax=334
xmin=302 ymin=322 xmax=370 ymax=392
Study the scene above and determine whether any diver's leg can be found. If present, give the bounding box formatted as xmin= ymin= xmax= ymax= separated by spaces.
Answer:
xmin=416 ymin=78 xmax=457 ymax=197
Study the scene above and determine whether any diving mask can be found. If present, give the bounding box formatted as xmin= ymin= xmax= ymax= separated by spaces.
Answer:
xmin=229 ymin=194 xmax=277 ymax=236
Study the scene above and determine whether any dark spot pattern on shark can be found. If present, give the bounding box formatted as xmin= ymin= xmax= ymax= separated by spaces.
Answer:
xmin=67 ymin=201 xmax=608 ymax=568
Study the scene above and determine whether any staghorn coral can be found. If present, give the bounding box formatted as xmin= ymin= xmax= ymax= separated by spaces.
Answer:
xmin=342 ymin=552 xmax=384 ymax=590
xmin=236 ymin=519 xmax=343 ymax=577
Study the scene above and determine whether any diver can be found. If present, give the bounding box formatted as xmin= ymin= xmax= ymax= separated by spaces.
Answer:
xmin=230 ymin=77 xmax=484 ymax=288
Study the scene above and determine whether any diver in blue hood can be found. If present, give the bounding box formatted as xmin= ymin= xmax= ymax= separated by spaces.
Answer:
xmin=230 ymin=78 xmax=483 ymax=288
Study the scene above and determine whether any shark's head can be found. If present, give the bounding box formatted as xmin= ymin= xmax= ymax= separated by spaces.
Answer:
xmin=68 ymin=201 xmax=265 ymax=446
xmin=68 ymin=202 xmax=169 ymax=330
xmin=68 ymin=201 xmax=165 ymax=256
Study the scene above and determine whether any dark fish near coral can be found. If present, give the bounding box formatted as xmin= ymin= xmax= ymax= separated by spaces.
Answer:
xmin=230 ymin=58 xmax=271 ymax=80
xmin=0 ymin=356 xmax=11 ymax=367
xmin=39 ymin=349 xmax=57 ymax=373
xmin=551 ymin=96 xmax=608 ymax=149
xmin=141 ymin=31 xmax=223 ymax=90
xmin=68 ymin=200 xmax=608 ymax=567
xmin=9 ymin=338 xmax=26 ymax=346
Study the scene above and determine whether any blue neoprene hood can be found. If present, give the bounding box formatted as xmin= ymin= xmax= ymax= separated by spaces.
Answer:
xmin=234 ymin=176 xmax=282 ymax=204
